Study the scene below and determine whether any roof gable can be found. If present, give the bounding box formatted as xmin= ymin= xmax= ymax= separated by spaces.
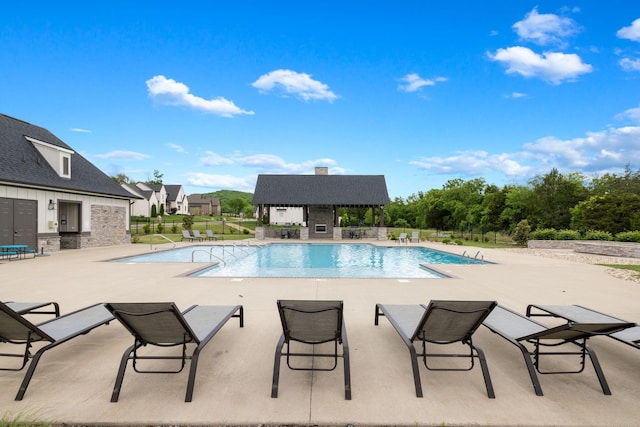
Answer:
xmin=0 ymin=114 xmax=134 ymax=199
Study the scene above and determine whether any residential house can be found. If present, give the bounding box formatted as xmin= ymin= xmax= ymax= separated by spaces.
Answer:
xmin=187 ymin=194 xmax=221 ymax=216
xmin=165 ymin=184 xmax=188 ymax=215
xmin=0 ymin=113 xmax=137 ymax=251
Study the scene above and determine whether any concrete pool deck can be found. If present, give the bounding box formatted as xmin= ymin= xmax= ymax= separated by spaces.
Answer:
xmin=0 ymin=240 xmax=638 ymax=426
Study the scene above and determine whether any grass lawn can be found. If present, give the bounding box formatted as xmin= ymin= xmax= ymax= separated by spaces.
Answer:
xmin=599 ymin=264 xmax=640 ymax=273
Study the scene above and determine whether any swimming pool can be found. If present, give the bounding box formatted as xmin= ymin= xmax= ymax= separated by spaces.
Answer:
xmin=115 ymin=243 xmax=485 ymax=278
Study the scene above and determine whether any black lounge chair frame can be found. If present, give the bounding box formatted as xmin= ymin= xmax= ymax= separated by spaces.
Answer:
xmin=271 ymin=300 xmax=351 ymax=400
xmin=527 ymin=304 xmax=640 ymax=350
xmin=375 ymin=301 xmax=497 ymax=398
xmin=483 ymin=305 xmax=635 ymax=396
xmin=106 ymin=302 xmax=243 ymax=402
xmin=0 ymin=302 xmax=114 ymax=400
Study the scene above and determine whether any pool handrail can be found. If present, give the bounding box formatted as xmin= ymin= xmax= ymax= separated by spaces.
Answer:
xmin=191 ymin=248 xmax=227 ymax=266
xmin=149 ymin=234 xmax=176 ymax=251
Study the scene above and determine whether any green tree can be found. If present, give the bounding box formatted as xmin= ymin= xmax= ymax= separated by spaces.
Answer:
xmin=571 ymin=193 xmax=640 ymax=234
xmin=528 ymin=169 xmax=588 ymax=230
xmin=147 ymin=169 xmax=164 ymax=185
xmin=512 ymin=219 xmax=531 ymax=246
xmin=480 ymin=185 xmax=507 ymax=242
xmin=182 ymin=215 xmax=194 ymax=231
xmin=151 ymin=204 xmax=157 ymax=217
xmin=228 ymin=197 xmax=249 ymax=216
xmin=112 ymin=173 xmax=135 ymax=184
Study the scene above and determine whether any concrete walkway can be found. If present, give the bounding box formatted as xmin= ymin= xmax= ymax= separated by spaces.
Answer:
xmin=0 ymin=241 xmax=638 ymax=426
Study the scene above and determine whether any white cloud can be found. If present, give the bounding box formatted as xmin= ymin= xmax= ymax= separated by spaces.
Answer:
xmin=488 ymin=46 xmax=592 ymax=84
xmin=146 ymin=75 xmax=254 ymax=117
xmin=410 ymin=124 xmax=640 ymax=181
xmin=251 ymin=69 xmax=338 ymax=102
xmin=398 ymin=73 xmax=448 ymax=93
xmin=617 ymin=18 xmax=640 ymax=42
xmin=70 ymin=128 xmax=91 ymax=133
xmin=96 ymin=150 xmax=149 ymax=160
xmin=186 ymin=172 xmax=255 ymax=191
xmin=237 ymin=154 xmax=339 ymax=174
xmin=619 ymin=57 xmax=640 ymax=72
xmin=410 ymin=150 xmax=531 ymax=177
xmin=201 ymin=151 xmax=234 ymax=166
xmin=616 ymin=106 xmax=640 ymax=123
xmin=513 ymin=7 xmax=578 ymax=46
xmin=506 ymin=92 xmax=528 ymax=99
xmin=167 ymin=143 xmax=186 ymax=153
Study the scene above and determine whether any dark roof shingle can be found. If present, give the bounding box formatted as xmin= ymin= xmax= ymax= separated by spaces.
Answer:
xmin=0 ymin=114 xmax=133 ymax=198
xmin=252 ymin=174 xmax=390 ymax=206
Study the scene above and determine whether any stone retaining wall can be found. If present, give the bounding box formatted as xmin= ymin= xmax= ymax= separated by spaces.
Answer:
xmin=528 ymin=240 xmax=640 ymax=258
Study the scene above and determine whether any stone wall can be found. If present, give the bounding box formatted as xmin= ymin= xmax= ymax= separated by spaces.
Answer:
xmin=85 ymin=204 xmax=130 ymax=248
xmin=528 ymin=239 xmax=640 ymax=258
xmin=527 ymin=240 xmax=576 ymax=249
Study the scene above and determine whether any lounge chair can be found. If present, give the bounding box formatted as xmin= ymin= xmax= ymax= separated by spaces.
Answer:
xmin=483 ymin=305 xmax=635 ymax=396
xmin=205 ymin=229 xmax=220 ymax=241
xmin=191 ymin=230 xmax=205 ymax=241
xmin=105 ymin=302 xmax=244 ymax=402
xmin=398 ymin=232 xmax=407 ymax=244
xmin=4 ymin=301 xmax=60 ymax=317
xmin=0 ymin=302 xmax=114 ymax=400
xmin=410 ymin=231 xmax=420 ymax=243
xmin=271 ymin=299 xmax=351 ymax=400
xmin=375 ymin=300 xmax=497 ymax=398
xmin=181 ymin=230 xmax=194 ymax=242
xmin=527 ymin=304 xmax=640 ymax=350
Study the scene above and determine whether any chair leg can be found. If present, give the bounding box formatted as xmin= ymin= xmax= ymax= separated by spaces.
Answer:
xmin=271 ymin=334 xmax=286 ymax=398
xmin=185 ymin=344 xmax=204 ymax=402
xmin=408 ymin=344 xmax=423 ymax=398
xmin=14 ymin=343 xmax=51 ymax=401
xmin=516 ymin=342 xmax=544 ymax=396
xmin=474 ymin=343 xmax=495 ymax=398
xmin=341 ymin=323 xmax=352 ymax=400
xmin=585 ymin=344 xmax=611 ymax=395
xmin=111 ymin=343 xmax=137 ymax=402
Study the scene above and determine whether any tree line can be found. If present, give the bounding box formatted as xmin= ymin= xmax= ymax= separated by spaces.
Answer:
xmin=382 ymin=166 xmax=640 ymax=239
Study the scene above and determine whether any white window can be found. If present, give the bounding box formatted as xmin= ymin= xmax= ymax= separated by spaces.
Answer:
xmin=61 ymin=154 xmax=71 ymax=178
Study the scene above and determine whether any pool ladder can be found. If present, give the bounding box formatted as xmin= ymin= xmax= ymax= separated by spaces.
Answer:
xmin=149 ymin=234 xmax=176 ymax=251
xmin=191 ymin=243 xmax=262 ymax=265
xmin=461 ymin=250 xmax=484 ymax=264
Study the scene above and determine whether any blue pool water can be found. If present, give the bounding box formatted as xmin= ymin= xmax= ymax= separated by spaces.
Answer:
xmin=114 ymin=243 xmax=485 ymax=278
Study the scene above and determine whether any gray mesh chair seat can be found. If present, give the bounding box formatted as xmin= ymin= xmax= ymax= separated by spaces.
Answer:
xmin=105 ymin=302 xmax=243 ymax=402
xmin=375 ymin=300 xmax=497 ymax=398
xmin=0 ymin=302 xmax=114 ymax=400
xmin=271 ymin=300 xmax=351 ymax=400
xmin=483 ymin=305 xmax=635 ymax=396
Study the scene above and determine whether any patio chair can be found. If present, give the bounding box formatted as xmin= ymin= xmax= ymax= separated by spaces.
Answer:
xmin=375 ymin=300 xmax=497 ymax=398
xmin=205 ymin=229 xmax=220 ymax=241
xmin=271 ymin=300 xmax=351 ymax=400
xmin=410 ymin=231 xmax=420 ymax=243
xmin=191 ymin=230 xmax=205 ymax=241
xmin=483 ymin=305 xmax=635 ymax=396
xmin=181 ymin=230 xmax=195 ymax=242
xmin=0 ymin=302 xmax=114 ymax=400
xmin=398 ymin=232 xmax=407 ymax=244
xmin=105 ymin=302 xmax=244 ymax=402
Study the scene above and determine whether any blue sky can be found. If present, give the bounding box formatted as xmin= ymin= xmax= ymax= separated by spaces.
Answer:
xmin=2 ymin=2 xmax=640 ymax=199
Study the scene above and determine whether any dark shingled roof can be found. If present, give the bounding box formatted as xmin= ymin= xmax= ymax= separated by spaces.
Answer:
xmin=252 ymin=174 xmax=390 ymax=206
xmin=0 ymin=114 xmax=134 ymax=199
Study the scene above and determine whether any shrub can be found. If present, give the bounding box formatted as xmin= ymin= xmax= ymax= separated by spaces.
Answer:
xmin=615 ymin=231 xmax=640 ymax=242
xmin=142 ymin=224 xmax=150 ymax=234
xmin=556 ymin=229 xmax=581 ymax=240
xmin=512 ymin=219 xmax=531 ymax=246
xmin=454 ymin=239 xmax=463 ymax=245
xmin=584 ymin=230 xmax=613 ymax=241
xmin=171 ymin=224 xmax=178 ymax=234
xmin=156 ymin=222 xmax=164 ymax=233
xmin=532 ymin=228 xmax=557 ymax=240
xmin=442 ymin=238 xmax=451 ymax=244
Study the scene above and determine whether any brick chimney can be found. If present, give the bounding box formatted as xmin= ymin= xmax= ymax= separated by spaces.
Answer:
xmin=315 ymin=167 xmax=329 ymax=175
